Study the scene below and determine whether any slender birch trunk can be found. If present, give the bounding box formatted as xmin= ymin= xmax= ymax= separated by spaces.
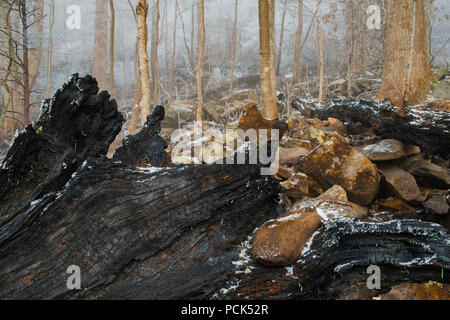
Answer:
xmin=230 ymin=0 xmax=238 ymax=97
xmin=292 ymin=0 xmax=303 ymax=85
xmin=136 ymin=0 xmax=152 ymax=126
xmin=196 ymin=0 xmax=205 ymax=123
xmin=109 ymin=0 xmax=115 ymax=96
xmin=317 ymin=0 xmax=324 ymax=103
xmin=258 ymin=0 xmax=278 ymax=120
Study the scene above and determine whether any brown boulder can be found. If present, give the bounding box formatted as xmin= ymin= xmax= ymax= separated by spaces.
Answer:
xmin=280 ymin=173 xmax=323 ymax=199
xmin=424 ymin=194 xmax=449 ymax=215
xmin=376 ymin=282 xmax=450 ymax=300
xmin=316 ymin=185 xmax=369 ymax=219
xmin=237 ymin=103 xmax=287 ymax=142
xmin=296 ymin=134 xmax=380 ymax=205
xmin=379 ymin=198 xmax=416 ymax=212
xmin=252 ymin=210 xmax=322 ymax=266
xmin=280 ymin=137 xmax=312 ymax=150
xmin=307 ymin=126 xmax=343 ymax=147
xmin=280 ymin=174 xmax=310 ymax=199
xmin=378 ymin=163 xmax=424 ymax=203
xmin=317 ymin=185 xmax=348 ymax=202
xmin=285 ymin=117 xmax=312 ymax=140
xmin=279 ymin=147 xmax=309 ymax=165
xmin=252 ymin=194 xmax=362 ymax=266
xmin=274 ymin=166 xmax=296 ymax=181
xmin=327 ymin=118 xmax=347 ymax=136
xmin=395 ymin=154 xmax=450 ymax=189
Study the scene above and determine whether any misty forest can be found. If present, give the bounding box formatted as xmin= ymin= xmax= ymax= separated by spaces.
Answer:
xmin=0 ymin=0 xmax=449 ymax=300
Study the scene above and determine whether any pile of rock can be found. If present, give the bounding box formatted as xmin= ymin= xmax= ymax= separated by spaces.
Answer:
xmin=161 ymin=100 xmax=449 ymax=297
xmin=245 ymin=104 xmax=450 ymax=268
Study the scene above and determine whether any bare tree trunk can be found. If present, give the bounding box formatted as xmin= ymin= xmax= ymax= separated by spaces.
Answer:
xmin=196 ymin=0 xmax=205 ymax=123
xmin=230 ymin=0 xmax=238 ymax=97
xmin=109 ymin=0 xmax=115 ymax=96
xmin=0 ymin=0 xmax=15 ymax=133
xmin=177 ymin=1 xmax=195 ymax=75
xmin=20 ymin=1 xmax=30 ymax=126
xmin=92 ymin=0 xmax=109 ymax=91
xmin=275 ymin=0 xmax=287 ymax=76
xmin=424 ymin=0 xmax=434 ymax=58
xmin=136 ymin=0 xmax=152 ymax=127
xmin=28 ymin=0 xmax=44 ymax=98
xmin=316 ymin=0 xmax=324 ymax=103
xmin=46 ymin=0 xmax=55 ymax=99
xmin=163 ymin=1 xmax=169 ymax=83
xmin=258 ymin=0 xmax=278 ymax=120
xmin=169 ymin=0 xmax=178 ymax=98
xmin=292 ymin=0 xmax=303 ymax=86
xmin=346 ymin=0 xmax=355 ymax=97
xmin=151 ymin=0 xmax=160 ymax=106
xmin=377 ymin=0 xmax=435 ymax=111
xmin=216 ymin=0 xmax=222 ymax=68
xmin=190 ymin=0 xmax=196 ymax=69
xmin=129 ymin=43 xmax=142 ymax=135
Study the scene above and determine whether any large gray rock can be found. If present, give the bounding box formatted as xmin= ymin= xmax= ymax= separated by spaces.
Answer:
xmin=425 ymin=194 xmax=449 ymax=215
xmin=362 ymin=139 xmax=420 ymax=161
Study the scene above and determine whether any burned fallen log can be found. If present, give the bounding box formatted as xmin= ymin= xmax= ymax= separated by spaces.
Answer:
xmin=218 ymin=218 xmax=450 ymax=300
xmin=292 ymin=98 xmax=450 ymax=159
xmin=293 ymin=219 xmax=450 ymax=299
xmin=0 ymin=74 xmax=283 ymax=299
xmin=0 ymin=157 xmax=282 ymax=299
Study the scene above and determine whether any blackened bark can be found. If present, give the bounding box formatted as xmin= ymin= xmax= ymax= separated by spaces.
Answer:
xmin=0 ymin=158 xmax=282 ymax=299
xmin=219 ymin=218 xmax=450 ymax=300
xmin=113 ymin=105 xmax=171 ymax=167
xmin=0 ymin=74 xmax=123 ymax=227
xmin=292 ymin=98 xmax=450 ymax=159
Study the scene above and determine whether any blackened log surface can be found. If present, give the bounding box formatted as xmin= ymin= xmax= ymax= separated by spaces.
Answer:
xmin=0 ymin=157 xmax=283 ymax=299
xmin=0 ymin=74 xmax=124 ymax=224
xmin=215 ymin=218 xmax=449 ymax=300
xmin=292 ymin=98 xmax=450 ymax=159
xmin=113 ymin=105 xmax=171 ymax=167
xmin=293 ymin=219 xmax=450 ymax=299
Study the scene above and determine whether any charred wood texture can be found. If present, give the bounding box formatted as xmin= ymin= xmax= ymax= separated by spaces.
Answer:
xmin=0 ymin=74 xmax=123 ymax=232
xmin=292 ymin=98 xmax=450 ymax=159
xmin=0 ymin=158 xmax=282 ymax=299
xmin=219 ymin=218 xmax=450 ymax=300
xmin=293 ymin=219 xmax=450 ymax=299
xmin=113 ymin=105 xmax=171 ymax=167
